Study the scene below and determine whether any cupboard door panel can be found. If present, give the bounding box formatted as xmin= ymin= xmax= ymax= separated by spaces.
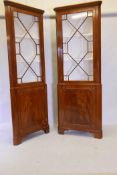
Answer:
xmin=58 ymin=84 xmax=102 ymax=135
xmin=11 ymin=85 xmax=48 ymax=140
xmin=61 ymin=87 xmax=95 ymax=126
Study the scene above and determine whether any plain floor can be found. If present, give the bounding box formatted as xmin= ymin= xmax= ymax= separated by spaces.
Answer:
xmin=0 ymin=124 xmax=117 ymax=175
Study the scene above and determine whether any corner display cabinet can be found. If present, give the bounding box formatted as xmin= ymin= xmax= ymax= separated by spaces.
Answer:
xmin=4 ymin=1 xmax=49 ymax=145
xmin=54 ymin=1 xmax=102 ymax=138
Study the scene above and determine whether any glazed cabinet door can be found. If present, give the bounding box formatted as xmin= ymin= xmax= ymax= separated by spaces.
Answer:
xmin=4 ymin=1 xmax=49 ymax=145
xmin=54 ymin=1 xmax=102 ymax=138
xmin=62 ymin=10 xmax=94 ymax=82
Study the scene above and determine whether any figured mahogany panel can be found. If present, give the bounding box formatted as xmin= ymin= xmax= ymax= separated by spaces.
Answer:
xmin=61 ymin=87 xmax=95 ymax=125
xmin=58 ymin=84 xmax=102 ymax=136
xmin=11 ymin=85 xmax=48 ymax=142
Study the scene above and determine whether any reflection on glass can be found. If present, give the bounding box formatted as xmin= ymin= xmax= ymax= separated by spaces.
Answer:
xmin=62 ymin=11 xmax=93 ymax=81
xmin=14 ymin=12 xmax=41 ymax=83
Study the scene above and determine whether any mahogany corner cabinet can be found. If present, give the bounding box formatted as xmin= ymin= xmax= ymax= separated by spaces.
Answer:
xmin=54 ymin=1 xmax=102 ymax=138
xmin=4 ymin=0 xmax=49 ymax=145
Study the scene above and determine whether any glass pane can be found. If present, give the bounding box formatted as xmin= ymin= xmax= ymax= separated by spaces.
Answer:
xmin=16 ymin=55 xmax=28 ymax=80
xmin=62 ymin=11 xmax=93 ymax=81
xmin=63 ymin=54 xmax=77 ymax=81
xmin=13 ymin=12 xmax=41 ymax=84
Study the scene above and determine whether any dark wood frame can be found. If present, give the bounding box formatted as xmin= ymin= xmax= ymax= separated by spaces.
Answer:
xmin=54 ymin=1 xmax=102 ymax=138
xmin=4 ymin=0 xmax=49 ymax=145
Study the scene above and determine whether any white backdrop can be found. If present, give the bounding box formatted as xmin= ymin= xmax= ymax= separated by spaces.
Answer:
xmin=0 ymin=0 xmax=117 ymax=126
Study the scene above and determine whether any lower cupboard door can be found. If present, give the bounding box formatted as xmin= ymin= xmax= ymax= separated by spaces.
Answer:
xmin=11 ymin=85 xmax=49 ymax=145
xmin=58 ymin=84 xmax=102 ymax=134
